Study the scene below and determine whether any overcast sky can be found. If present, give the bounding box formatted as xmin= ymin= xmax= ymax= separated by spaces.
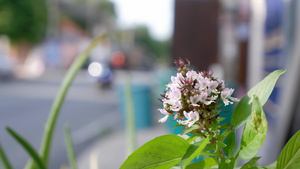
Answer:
xmin=109 ymin=0 xmax=174 ymax=40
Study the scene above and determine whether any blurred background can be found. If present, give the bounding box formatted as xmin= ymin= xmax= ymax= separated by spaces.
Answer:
xmin=0 ymin=0 xmax=300 ymax=168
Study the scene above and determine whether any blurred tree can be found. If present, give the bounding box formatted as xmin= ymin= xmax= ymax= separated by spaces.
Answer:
xmin=134 ymin=26 xmax=170 ymax=60
xmin=0 ymin=0 xmax=47 ymax=64
xmin=60 ymin=0 xmax=116 ymax=33
xmin=98 ymin=0 xmax=116 ymax=19
xmin=0 ymin=0 xmax=47 ymax=44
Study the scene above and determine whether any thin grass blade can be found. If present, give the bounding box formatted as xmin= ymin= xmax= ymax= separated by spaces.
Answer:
xmin=25 ymin=33 xmax=106 ymax=169
xmin=0 ymin=141 xmax=13 ymax=169
xmin=6 ymin=127 xmax=45 ymax=169
xmin=64 ymin=124 xmax=78 ymax=169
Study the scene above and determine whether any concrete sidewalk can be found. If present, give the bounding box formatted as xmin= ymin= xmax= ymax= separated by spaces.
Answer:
xmin=77 ymin=124 xmax=168 ymax=169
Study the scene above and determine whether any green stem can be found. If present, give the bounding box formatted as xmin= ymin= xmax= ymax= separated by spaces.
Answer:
xmin=64 ymin=124 xmax=78 ymax=169
xmin=26 ymin=33 xmax=106 ymax=169
xmin=125 ymin=73 xmax=136 ymax=155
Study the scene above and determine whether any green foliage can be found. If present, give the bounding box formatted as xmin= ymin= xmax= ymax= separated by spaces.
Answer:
xmin=120 ymin=135 xmax=190 ymax=169
xmin=134 ymin=26 xmax=170 ymax=59
xmin=64 ymin=124 xmax=78 ymax=169
xmin=0 ymin=0 xmax=47 ymax=44
xmin=277 ymin=130 xmax=300 ymax=169
xmin=98 ymin=0 xmax=116 ymax=18
xmin=239 ymin=96 xmax=267 ymax=160
xmin=186 ymin=157 xmax=218 ymax=169
xmin=6 ymin=127 xmax=46 ymax=169
xmin=231 ymin=70 xmax=286 ymax=129
xmin=223 ymin=131 xmax=236 ymax=158
xmin=218 ymin=156 xmax=237 ymax=169
xmin=180 ymin=137 xmax=210 ymax=169
xmin=240 ymin=157 xmax=261 ymax=169
xmin=0 ymin=141 xmax=12 ymax=169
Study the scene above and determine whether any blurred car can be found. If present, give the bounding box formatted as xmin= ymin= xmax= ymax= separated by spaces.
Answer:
xmin=0 ymin=52 xmax=14 ymax=80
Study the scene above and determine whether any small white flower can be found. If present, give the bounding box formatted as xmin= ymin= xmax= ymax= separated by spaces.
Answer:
xmin=207 ymin=80 xmax=219 ymax=90
xmin=186 ymin=70 xmax=198 ymax=81
xmin=190 ymin=95 xmax=201 ymax=107
xmin=221 ymin=88 xmax=234 ymax=99
xmin=158 ymin=115 xmax=169 ymax=123
xmin=221 ymin=88 xmax=239 ymax=106
xmin=195 ymin=77 xmax=208 ymax=90
xmin=198 ymin=91 xmax=214 ymax=105
xmin=167 ymin=88 xmax=181 ymax=100
xmin=180 ymin=111 xmax=199 ymax=127
xmin=164 ymin=99 xmax=182 ymax=111
xmin=158 ymin=109 xmax=169 ymax=123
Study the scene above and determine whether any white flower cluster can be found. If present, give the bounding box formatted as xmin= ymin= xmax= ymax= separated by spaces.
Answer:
xmin=158 ymin=69 xmax=239 ymax=128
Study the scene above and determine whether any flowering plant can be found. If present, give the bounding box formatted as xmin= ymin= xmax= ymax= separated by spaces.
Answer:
xmin=120 ymin=59 xmax=300 ymax=169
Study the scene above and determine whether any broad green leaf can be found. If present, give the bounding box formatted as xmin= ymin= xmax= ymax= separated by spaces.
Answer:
xmin=219 ymin=157 xmax=236 ymax=169
xmin=231 ymin=70 xmax=285 ymax=129
xmin=181 ymin=137 xmax=210 ymax=169
xmin=171 ymin=166 xmax=181 ymax=169
xmin=241 ymin=157 xmax=261 ymax=169
xmin=239 ymin=96 xmax=267 ymax=160
xmin=284 ymin=160 xmax=300 ymax=169
xmin=0 ymin=141 xmax=12 ymax=169
xmin=6 ymin=127 xmax=46 ymax=169
xmin=186 ymin=157 xmax=218 ymax=169
xmin=64 ymin=124 xmax=78 ymax=169
xmin=170 ymin=166 xmax=181 ymax=169
xmin=223 ymin=131 xmax=236 ymax=158
xmin=277 ymin=130 xmax=300 ymax=169
xmin=120 ymin=134 xmax=190 ymax=169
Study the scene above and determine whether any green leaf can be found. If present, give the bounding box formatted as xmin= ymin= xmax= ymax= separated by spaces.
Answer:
xmin=276 ymin=130 xmax=300 ymax=169
xmin=223 ymin=131 xmax=236 ymax=158
xmin=284 ymin=160 xmax=300 ymax=169
xmin=220 ymin=128 xmax=233 ymax=143
xmin=6 ymin=127 xmax=46 ymax=169
xmin=219 ymin=157 xmax=235 ymax=169
xmin=249 ymin=167 xmax=266 ymax=169
xmin=241 ymin=157 xmax=261 ymax=169
xmin=265 ymin=161 xmax=276 ymax=169
xmin=64 ymin=124 xmax=78 ymax=169
xmin=186 ymin=157 xmax=218 ymax=169
xmin=231 ymin=70 xmax=285 ymax=129
xmin=120 ymin=134 xmax=190 ymax=169
xmin=239 ymin=96 xmax=267 ymax=160
xmin=182 ymin=125 xmax=201 ymax=135
xmin=0 ymin=141 xmax=13 ymax=169
xmin=186 ymin=135 xmax=199 ymax=144
xmin=181 ymin=137 xmax=210 ymax=169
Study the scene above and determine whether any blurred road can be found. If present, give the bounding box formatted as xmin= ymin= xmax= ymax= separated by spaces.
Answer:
xmin=0 ymin=69 xmax=119 ymax=169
